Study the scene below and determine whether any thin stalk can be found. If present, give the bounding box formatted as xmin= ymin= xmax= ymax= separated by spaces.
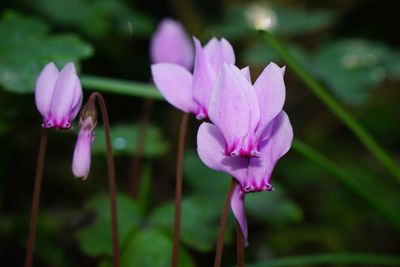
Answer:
xmin=242 ymin=253 xmax=400 ymax=267
xmin=214 ymin=179 xmax=236 ymax=267
xmin=24 ymin=129 xmax=48 ymax=267
xmin=260 ymin=30 xmax=400 ymax=183
xmin=81 ymin=75 xmax=162 ymax=100
xmin=88 ymin=92 xmax=120 ymax=267
xmin=129 ymin=98 xmax=154 ymax=197
xmin=236 ymin=223 xmax=245 ymax=267
xmin=292 ymin=138 xmax=400 ymax=229
xmin=171 ymin=112 xmax=189 ymax=267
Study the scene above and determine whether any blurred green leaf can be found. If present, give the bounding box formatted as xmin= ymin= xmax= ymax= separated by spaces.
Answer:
xmin=0 ymin=11 xmax=93 ymax=93
xmin=118 ymin=229 xmax=194 ymax=267
xmin=149 ymin=196 xmax=234 ymax=252
xmin=211 ymin=4 xmax=335 ymax=40
xmin=76 ymin=192 xmax=142 ymax=256
xmin=313 ymin=39 xmax=398 ymax=104
xmin=92 ymin=124 xmax=169 ymax=157
xmin=30 ymin=0 xmax=154 ymax=38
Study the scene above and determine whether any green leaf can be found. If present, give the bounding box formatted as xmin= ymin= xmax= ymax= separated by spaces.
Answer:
xmin=149 ymin=196 xmax=234 ymax=252
xmin=0 ymin=11 xmax=93 ymax=93
xmin=118 ymin=229 xmax=194 ymax=267
xmin=29 ymin=0 xmax=154 ymax=38
xmin=313 ymin=39 xmax=395 ymax=105
xmin=92 ymin=124 xmax=169 ymax=157
xmin=76 ymin=192 xmax=142 ymax=256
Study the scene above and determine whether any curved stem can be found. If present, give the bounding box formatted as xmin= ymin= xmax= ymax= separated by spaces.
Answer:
xmin=236 ymin=223 xmax=245 ymax=267
xmin=214 ymin=179 xmax=236 ymax=267
xmin=24 ymin=128 xmax=48 ymax=267
xmin=260 ymin=30 xmax=400 ymax=184
xmin=172 ymin=112 xmax=189 ymax=267
xmin=129 ymin=98 xmax=154 ymax=198
xmin=88 ymin=92 xmax=120 ymax=267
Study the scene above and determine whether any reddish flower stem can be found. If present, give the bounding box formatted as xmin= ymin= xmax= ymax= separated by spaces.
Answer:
xmin=88 ymin=92 xmax=120 ymax=267
xmin=236 ymin=223 xmax=245 ymax=267
xmin=24 ymin=128 xmax=48 ymax=267
xmin=214 ymin=178 xmax=236 ymax=267
xmin=129 ymin=98 xmax=154 ymax=198
xmin=171 ymin=112 xmax=189 ymax=267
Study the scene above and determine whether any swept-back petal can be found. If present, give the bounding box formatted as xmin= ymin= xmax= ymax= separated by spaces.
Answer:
xmin=151 ymin=63 xmax=197 ymax=113
xmin=35 ymin=62 xmax=59 ymax=119
xmin=231 ymin=184 xmax=249 ymax=246
xmin=208 ymin=64 xmax=251 ymax=155
xmin=50 ymin=63 xmax=79 ymax=128
xmin=192 ymin=37 xmax=216 ymax=118
xmin=247 ymin=111 xmax=293 ymax=188
xmin=254 ymin=62 xmax=286 ymax=138
xmin=197 ymin=122 xmax=247 ymax=179
xmin=150 ymin=18 xmax=193 ymax=70
xmin=240 ymin=66 xmax=251 ymax=82
xmin=70 ymin=78 xmax=83 ymax=121
xmin=203 ymin=38 xmax=235 ymax=72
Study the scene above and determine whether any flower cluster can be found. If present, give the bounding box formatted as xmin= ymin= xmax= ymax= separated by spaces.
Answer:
xmin=151 ymin=22 xmax=293 ymax=244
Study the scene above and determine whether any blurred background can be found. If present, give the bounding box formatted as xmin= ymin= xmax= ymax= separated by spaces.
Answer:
xmin=0 ymin=0 xmax=399 ymax=266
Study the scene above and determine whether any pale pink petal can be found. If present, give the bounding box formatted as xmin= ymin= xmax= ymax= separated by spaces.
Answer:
xmin=254 ymin=62 xmax=286 ymax=138
xmin=203 ymin=38 xmax=235 ymax=72
xmin=49 ymin=63 xmax=80 ymax=128
xmin=247 ymin=111 xmax=293 ymax=189
xmin=192 ymin=37 xmax=216 ymax=119
xmin=231 ymin=184 xmax=249 ymax=246
xmin=240 ymin=66 xmax=251 ymax=82
xmin=72 ymin=129 xmax=93 ymax=180
xmin=70 ymin=78 xmax=83 ymax=121
xmin=197 ymin=122 xmax=247 ymax=179
xmin=151 ymin=63 xmax=197 ymax=113
xmin=150 ymin=18 xmax=193 ymax=70
xmin=208 ymin=64 xmax=251 ymax=155
xmin=35 ymin=62 xmax=59 ymax=121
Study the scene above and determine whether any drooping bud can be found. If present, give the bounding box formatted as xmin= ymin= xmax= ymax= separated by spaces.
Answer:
xmin=72 ymin=102 xmax=97 ymax=180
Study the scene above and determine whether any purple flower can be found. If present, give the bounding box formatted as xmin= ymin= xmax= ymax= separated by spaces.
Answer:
xmin=150 ymin=18 xmax=194 ymax=70
xmin=151 ymin=37 xmax=235 ymax=119
xmin=196 ymin=64 xmax=293 ymax=244
xmin=35 ymin=62 xmax=83 ymax=129
xmin=208 ymin=63 xmax=286 ymax=157
xmin=72 ymin=114 xmax=96 ymax=180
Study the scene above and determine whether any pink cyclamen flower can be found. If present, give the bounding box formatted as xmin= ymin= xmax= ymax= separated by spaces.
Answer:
xmin=208 ymin=63 xmax=286 ymax=157
xmin=35 ymin=62 xmax=83 ymax=129
xmin=72 ymin=114 xmax=96 ymax=180
xmin=150 ymin=18 xmax=194 ymax=70
xmin=151 ymin=37 xmax=235 ymax=119
xmin=197 ymin=64 xmax=293 ymax=244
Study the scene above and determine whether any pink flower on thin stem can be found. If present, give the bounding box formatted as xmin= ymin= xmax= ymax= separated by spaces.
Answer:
xmin=150 ymin=18 xmax=194 ymax=69
xmin=35 ymin=62 xmax=83 ymax=129
xmin=197 ymin=64 xmax=293 ymax=244
xmin=151 ymin=37 xmax=235 ymax=119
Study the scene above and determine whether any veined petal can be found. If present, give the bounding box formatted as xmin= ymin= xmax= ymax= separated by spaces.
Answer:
xmin=150 ymin=18 xmax=193 ymax=70
xmin=151 ymin=63 xmax=197 ymax=113
xmin=254 ymin=62 xmax=286 ymax=138
xmin=192 ymin=37 xmax=216 ymax=118
xmin=231 ymin=184 xmax=249 ymax=246
xmin=203 ymin=38 xmax=235 ymax=72
xmin=49 ymin=63 xmax=79 ymax=128
xmin=208 ymin=64 xmax=251 ymax=156
xmin=240 ymin=66 xmax=251 ymax=82
xmin=72 ymin=129 xmax=93 ymax=180
xmin=197 ymin=122 xmax=247 ymax=179
xmin=247 ymin=111 xmax=293 ymax=190
xmin=35 ymin=62 xmax=59 ymax=121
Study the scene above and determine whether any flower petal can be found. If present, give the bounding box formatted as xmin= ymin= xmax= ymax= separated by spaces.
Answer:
xmin=49 ymin=63 xmax=80 ymax=128
xmin=247 ymin=111 xmax=293 ymax=189
xmin=231 ymin=184 xmax=249 ymax=246
xmin=35 ymin=62 xmax=59 ymax=120
xmin=151 ymin=63 xmax=197 ymax=113
xmin=192 ymin=37 xmax=216 ymax=118
xmin=150 ymin=18 xmax=193 ymax=70
xmin=70 ymin=76 xmax=83 ymax=121
xmin=197 ymin=122 xmax=247 ymax=179
xmin=240 ymin=66 xmax=251 ymax=82
xmin=254 ymin=62 xmax=286 ymax=138
xmin=203 ymin=38 xmax=235 ymax=72
xmin=72 ymin=128 xmax=93 ymax=180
